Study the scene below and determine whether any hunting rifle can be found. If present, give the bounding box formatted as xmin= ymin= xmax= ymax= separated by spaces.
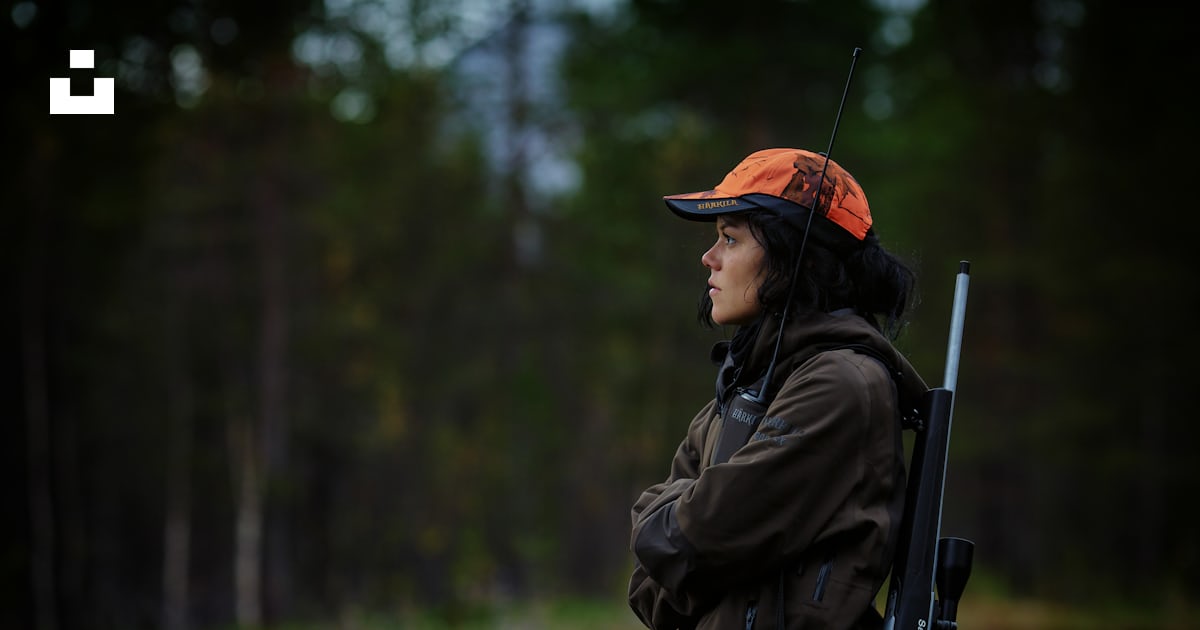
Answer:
xmin=882 ymin=261 xmax=975 ymax=630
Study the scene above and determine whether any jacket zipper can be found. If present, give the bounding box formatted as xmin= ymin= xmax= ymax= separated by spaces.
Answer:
xmin=744 ymin=600 xmax=757 ymax=630
xmin=813 ymin=560 xmax=833 ymax=602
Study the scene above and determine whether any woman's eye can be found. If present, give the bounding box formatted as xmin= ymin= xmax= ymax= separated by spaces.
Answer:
xmin=723 ymin=234 xmax=736 ymax=245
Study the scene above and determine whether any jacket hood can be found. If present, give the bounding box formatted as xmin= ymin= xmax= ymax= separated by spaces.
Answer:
xmin=716 ymin=309 xmax=928 ymax=414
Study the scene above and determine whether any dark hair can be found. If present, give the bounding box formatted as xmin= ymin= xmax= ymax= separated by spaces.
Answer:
xmin=697 ymin=210 xmax=916 ymax=339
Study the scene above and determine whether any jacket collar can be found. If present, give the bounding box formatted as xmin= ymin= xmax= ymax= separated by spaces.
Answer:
xmin=712 ymin=309 xmax=929 ymax=410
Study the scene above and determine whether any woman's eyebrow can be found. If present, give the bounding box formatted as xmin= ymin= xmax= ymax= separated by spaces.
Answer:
xmin=719 ymin=218 xmax=745 ymax=232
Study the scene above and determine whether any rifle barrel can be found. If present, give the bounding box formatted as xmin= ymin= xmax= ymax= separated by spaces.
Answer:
xmin=943 ymin=261 xmax=970 ymax=392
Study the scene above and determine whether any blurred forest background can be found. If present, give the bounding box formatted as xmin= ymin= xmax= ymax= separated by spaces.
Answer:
xmin=4 ymin=0 xmax=1199 ymax=628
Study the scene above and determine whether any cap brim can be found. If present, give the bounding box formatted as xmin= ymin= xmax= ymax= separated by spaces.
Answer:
xmin=663 ymin=192 xmax=864 ymax=252
xmin=662 ymin=191 xmax=769 ymax=222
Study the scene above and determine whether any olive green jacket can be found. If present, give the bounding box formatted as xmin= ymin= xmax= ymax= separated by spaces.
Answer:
xmin=629 ymin=310 xmax=927 ymax=629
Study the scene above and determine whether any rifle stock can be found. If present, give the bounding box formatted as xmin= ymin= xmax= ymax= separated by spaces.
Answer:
xmin=882 ymin=262 xmax=973 ymax=630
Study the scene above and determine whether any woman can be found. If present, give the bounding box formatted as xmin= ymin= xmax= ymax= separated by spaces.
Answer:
xmin=628 ymin=148 xmax=929 ymax=629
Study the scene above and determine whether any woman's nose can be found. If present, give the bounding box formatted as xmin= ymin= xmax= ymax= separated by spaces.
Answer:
xmin=701 ymin=243 xmax=718 ymax=269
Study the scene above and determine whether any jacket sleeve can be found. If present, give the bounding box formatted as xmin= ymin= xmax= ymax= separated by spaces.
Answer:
xmin=628 ymin=560 xmax=701 ymax=630
xmin=627 ymin=401 xmax=715 ymax=629
xmin=631 ymin=351 xmax=896 ymax=597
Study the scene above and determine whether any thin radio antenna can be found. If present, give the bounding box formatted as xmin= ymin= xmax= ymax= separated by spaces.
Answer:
xmin=749 ymin=47 xmax=862 ymax=403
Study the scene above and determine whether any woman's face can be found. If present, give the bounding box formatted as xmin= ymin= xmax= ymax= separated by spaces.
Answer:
xmin=702 ymin=216 xmax=765 ymax=326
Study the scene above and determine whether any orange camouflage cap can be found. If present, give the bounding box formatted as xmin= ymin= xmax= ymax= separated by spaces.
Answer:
xmin=663 ymin=148 xmax=872 ymax=240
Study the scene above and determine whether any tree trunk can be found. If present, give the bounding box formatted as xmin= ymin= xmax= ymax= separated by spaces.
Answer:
xmin=256 ymin=103 xmax=290 ymax=622
xmin=230 ymin=420 xmax=263 ymax=628
xmin=162 ymin=285 xmax=194 ymax=630
xmin=22 ymin=197 xmax=57 ymax=630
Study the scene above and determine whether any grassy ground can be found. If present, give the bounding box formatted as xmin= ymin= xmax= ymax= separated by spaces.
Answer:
xmin=954 ymin=592 xmax=1195 ymax=630
xmin=275 ymin=592 xmax=1196 ymax=630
